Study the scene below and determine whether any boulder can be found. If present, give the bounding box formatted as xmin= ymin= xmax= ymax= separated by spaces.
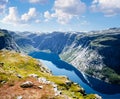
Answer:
xmin=20 ymin=81 xmax=33 ymax=88
xmin=65 ymin=80 xmax=73 ymax=86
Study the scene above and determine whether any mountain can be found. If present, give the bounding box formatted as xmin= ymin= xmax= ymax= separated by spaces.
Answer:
xmin=0 ymin=29 xmax=100 ymax=99
xmin=11 ymin=28 xmax=120 ymax=85
xmin=0 ymin=50 xmax=100 ymax=99
xmin=0 ymin=29 xmax=20 ymax=52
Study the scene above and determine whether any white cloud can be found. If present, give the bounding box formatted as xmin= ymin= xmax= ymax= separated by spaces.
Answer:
xmin=51 ymin=10 xmax=72 ymax=24
xmin=21 ymin=8 xmax=37 ymax=22
xmin=0 ymin=0 xmax=8 ymax=14
xmin=91 ymin=0 xmax=120 ymax=16
xmin=44 ymin=11 xmax=51 ymax=21
xmin=44 ymin=11 xmax=51 ymax=19
xmin=2 ymin=7 xmax=40 ymax=25
xmin=2 ymin=7 xmax=20 ymax=25
xmin=29 ymin=0 xmax=48 ymax=4
xmin=44 ymin=0 xmax=86 ymax=24
xmin=80 ymin=20 xmax=89 ymax=25
xmin=35 ymin=19 xmax=41 ymax=23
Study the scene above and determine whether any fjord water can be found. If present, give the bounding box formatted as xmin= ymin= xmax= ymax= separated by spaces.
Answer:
xmin=29 ymin=52 xmax=120 ymax=99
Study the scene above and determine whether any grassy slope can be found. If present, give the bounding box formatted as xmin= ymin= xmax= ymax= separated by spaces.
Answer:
xmin=0 ymin=50 xmax=98 ymax=99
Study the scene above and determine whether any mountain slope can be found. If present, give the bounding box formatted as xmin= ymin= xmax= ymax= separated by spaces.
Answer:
xmin=0 ymin=50 xmax=99 ymax=99
xmin=60 ymin=29 xmax=120 ymax=84
xmin=7 ymin=28 xmax=120 ymax=84
xmin=0 ymin=29 xmax=20 ymax=52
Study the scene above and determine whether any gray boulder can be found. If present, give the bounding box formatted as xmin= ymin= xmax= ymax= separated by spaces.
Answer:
xmin=20 ymin=81 xmax=33 ymax=88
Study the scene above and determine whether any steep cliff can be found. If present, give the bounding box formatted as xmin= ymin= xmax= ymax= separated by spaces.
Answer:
xmin=0 ymin=29 xmax=20 ymax=52
xmin=9 ymin=28 xmax=120 ymax=84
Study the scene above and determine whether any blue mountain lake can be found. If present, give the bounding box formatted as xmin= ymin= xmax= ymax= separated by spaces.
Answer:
xmin=29 ymin=51 xmax=120 ymax=99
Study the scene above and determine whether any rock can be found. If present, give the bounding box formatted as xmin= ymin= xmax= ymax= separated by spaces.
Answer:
xmin=16 ymin=74 xmax=22 ymax=78
xmin=77 ymin=88 xmax=86 ymax=95
xmin=29 ymin=74 xmax=38 ymax=78
xmin=52 ymin=84 xmax=57 ymax=88
xmin=16 ymin=96 xmax=22 ymax=99
xmin=95 ymin=94 xmax=102 ymax=99
xmin=74 ymin=83 xmax=78 ymax=85
xmin=1 ymin=80 xmax=6 ymax=84
xmin=55 ymin=91 xmax=62 ymax=96
xmin=0 ymin=62 xmax=4 ymax=67
xmin=38 ymin=85 xmax=43 ymax=89
xmin=20 ymin=81 xmax=33 ymax=88
xmin=65 ymin=80 xmax=73 ymax=86
xmin=38 ymin=77 xmax=48 ymax=84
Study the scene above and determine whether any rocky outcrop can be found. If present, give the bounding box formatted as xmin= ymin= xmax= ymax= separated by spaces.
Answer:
xmin=20 ymin=81 xmax=34 ymax=88
xmin=0 ymin=29 xmax=20 ymax=52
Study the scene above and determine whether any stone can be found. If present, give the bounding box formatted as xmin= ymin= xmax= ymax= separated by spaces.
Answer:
xmin=0 ymin=62 xmax=4 ymax=67
xmin=77 ymin=88 xmax=86 ymax=95
xmin=17 ymin=96 xmax=22 ymax=99
xmin=16 ymin=74 xmax=22 ymax=78
xmin=38 ymin=85 xmax=43 ymax=89
xmin=52 ymin=84 xmax=57 ymax=88
xmin=95 ymin=94 xmax=102 ymax=99
xmin=65 ymin=80 xmax=73 ymax=86
xmin=1 ymin=80 xmax=6 ymax=84
xmin=20 ymin=81 xmax=33 ymax=88
xmin=55 ymin=91 xmax=62 ymax=96
xmin=38 ymin=77 xmax=47 ymax=83
xmin=29 ymin=74 xmax=38 ymax=78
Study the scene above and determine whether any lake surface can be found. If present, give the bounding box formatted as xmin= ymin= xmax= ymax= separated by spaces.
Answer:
xmin=29 ymin=51 xmax=120 ymax=99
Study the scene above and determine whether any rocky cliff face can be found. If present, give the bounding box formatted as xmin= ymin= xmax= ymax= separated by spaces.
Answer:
xmin=0 ymin=29 xmax=20 ymax=52
xmin=10 ymin=28 xmax=120 ymax=84
xmin=60 ymin=28 xmax=120 ymax=84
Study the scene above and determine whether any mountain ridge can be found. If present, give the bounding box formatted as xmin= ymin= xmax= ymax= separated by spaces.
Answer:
xmin=0 ymin=29 xmax=20 ymax=52
xmin=8 ymin=27 xmax=120 ymax=85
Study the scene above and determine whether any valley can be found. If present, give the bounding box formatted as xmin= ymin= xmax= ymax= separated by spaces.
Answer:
xmin=8 ymin=28 xmax=120 ymax=85
xmin=0 ymin=28 xmax=120 ymax=99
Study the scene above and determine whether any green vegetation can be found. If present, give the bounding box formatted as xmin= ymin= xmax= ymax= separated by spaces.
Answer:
xmin=90 ymin=36 xmax=116 ymax=47
xmin=0 ymin=50 xmax=99 ymax=99
xmin=85 ymin=68 xmax=97 ymax=76
xmin=102 ymin=67 xmax=120 ymax=84
xmin=85 ymin=67 xmax=120 ymax=85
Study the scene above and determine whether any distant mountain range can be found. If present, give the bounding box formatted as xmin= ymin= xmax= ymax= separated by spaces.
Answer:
xmin=0 ymin=27 xmax=120 ymax=85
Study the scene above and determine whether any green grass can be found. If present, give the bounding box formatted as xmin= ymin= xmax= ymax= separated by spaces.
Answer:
xmin=0 ymin=50 xmax=99 ymax=99
xmin=85 ymin=66 xmax=120 ymax=85
xmin=102 ymin=67 xmax=120 ymax=84
xmin=90 ymin=36 xmax=116 ymax=47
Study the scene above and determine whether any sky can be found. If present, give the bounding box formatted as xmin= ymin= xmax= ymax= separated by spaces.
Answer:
xmin=0 ymin=0 xmax=120 ymax=32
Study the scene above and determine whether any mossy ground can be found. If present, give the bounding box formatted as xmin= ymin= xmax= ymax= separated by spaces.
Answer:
xmin=0 ymin=50 xmax=99 ymax=99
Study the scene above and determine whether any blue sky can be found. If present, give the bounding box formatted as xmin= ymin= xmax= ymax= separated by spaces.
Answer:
xmin=0 ymin=0 xmax=120 ymax=32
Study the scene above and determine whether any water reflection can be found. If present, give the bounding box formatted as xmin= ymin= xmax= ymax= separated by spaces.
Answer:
xmin=29 ymin=51 xmax=120 ymax=99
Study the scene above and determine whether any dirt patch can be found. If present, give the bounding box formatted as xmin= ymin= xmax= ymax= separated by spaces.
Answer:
xmin=0 ymin=77 xmax=55 ymax=99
